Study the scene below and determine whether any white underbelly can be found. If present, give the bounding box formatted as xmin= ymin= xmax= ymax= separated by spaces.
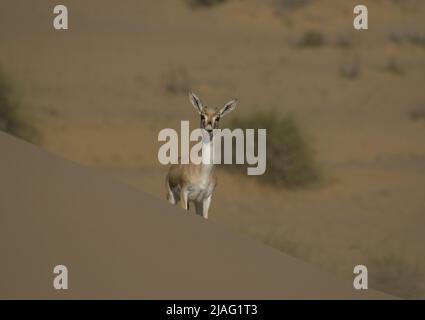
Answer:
xmin=187 ymin=183 xmax=214 ymax=202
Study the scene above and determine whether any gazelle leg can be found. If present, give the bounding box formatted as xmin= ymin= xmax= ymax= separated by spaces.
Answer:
xmin=195 ymin=202 xmax=203 ymax=217
xmin=166 ymin=183 xmax=175 ymax=205
xmin=180 ymin=188 xmax=189 ymax=211
xmin=202 ymin=195 xmax=212 ymax=219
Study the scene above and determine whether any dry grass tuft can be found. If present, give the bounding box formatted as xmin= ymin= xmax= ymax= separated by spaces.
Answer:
xmin=0 ymin=70 xmax=39 ymax=143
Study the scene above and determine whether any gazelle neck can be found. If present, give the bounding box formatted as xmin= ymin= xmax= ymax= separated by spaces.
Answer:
xmin=201 ymin=132 xmax=215 ymax=171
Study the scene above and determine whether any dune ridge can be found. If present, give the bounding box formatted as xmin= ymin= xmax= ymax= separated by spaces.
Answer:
xmin=0 ymin=132 xmax=393 ymax=299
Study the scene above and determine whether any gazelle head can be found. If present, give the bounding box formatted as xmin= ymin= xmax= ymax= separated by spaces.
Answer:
xmin=189 ymin=92 xmax=238 ymax=137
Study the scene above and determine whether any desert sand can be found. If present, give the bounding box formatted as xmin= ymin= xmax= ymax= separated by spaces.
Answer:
xmin=0 ymin=132 xmax=393 ymax=299
xmin=0 ymin=0 xmax=424 ymax=298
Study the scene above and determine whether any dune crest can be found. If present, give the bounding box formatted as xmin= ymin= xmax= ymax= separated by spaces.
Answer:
xmin=0 ymin=132 xmax=394 ymax=299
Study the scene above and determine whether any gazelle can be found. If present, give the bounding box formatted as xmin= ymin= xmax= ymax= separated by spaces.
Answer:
xmin=165 ymin=92 xmax=238 ymax=219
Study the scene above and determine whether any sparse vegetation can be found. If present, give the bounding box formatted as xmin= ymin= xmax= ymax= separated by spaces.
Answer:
xmin=164 ymin=68 xmax=192 ymax=95
xmin=391 ymin=0 xmax=416 ymax=13
xmin=0 ymin=71 xmax=39 ymax=143
xmin=383 ymin=58 xmax=405 ymax=76
xmin=297 ymin=31 xmax=326 ymax=48
xmin=228 ymin=111 xmax=320 ymax=188
xmin=409 ymin=107 xmax=425 ymax=121
xmin=390 ymin=30 xmax=425 ymax=47
xmin=334 ymin=34 xmax=353 ymax=49
xmin=368 ymin=255 xmax=425 ymax=299
xmin=274 ymin=0 xmax=313 ymax=11
xmin=188 ymin=0 xmax=227 ymax=8
xmin=339 ymin=54 xmax=360 ymax=79
xmin=262 ymin=229 xmax=309 ymax=258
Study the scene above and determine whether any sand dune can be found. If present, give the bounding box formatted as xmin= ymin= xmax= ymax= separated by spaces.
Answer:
xmin=2 ymin=0 xmax=423 ymax=299
xmin=0 ymin=132 xmax=393 ymax=299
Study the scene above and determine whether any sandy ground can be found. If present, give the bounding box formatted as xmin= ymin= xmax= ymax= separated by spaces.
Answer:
xmin=0 ymin=132 xmax=395 ymax=299
xmin=1 ymin=0 xmax=425 ymax=298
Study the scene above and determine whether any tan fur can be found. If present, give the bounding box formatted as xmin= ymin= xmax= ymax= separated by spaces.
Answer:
xmin=165 ymin=92 xmax=237 ymax=219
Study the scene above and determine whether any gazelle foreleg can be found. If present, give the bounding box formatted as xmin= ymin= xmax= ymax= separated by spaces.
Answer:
xmin=180 ymin=187 xmax=189 ymax=211
xmin=166 ymin=179 xmax=176 ymax=205
xmin=195 ymin=202 xmax=203 ymax=217
xmin=202 ymin=195 xmax=212 ymax=219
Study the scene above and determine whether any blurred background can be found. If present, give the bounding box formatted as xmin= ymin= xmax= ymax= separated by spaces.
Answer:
xmin=1 ymin=0 xmax=425 ymax=298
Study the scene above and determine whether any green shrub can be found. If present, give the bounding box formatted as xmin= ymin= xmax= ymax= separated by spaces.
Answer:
xmin=228 ymin=111 xmax=320 ymax=188
xmin=188 ymin=0 xmax=227 ymax=8
xmin=0 ymin=71 xmax=39 ymax=143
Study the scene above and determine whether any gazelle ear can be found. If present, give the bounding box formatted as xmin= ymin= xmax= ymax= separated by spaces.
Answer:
xmin=189 ymin=92 xmax=204 ymax=115
xmin=219 ymin=99 xmax=238 ymax=117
